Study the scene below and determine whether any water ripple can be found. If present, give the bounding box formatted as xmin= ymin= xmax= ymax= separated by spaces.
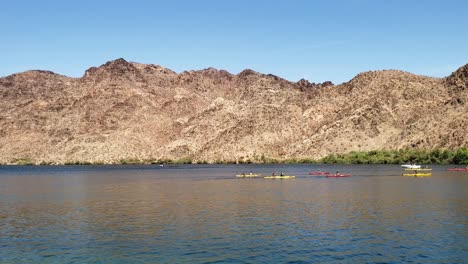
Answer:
xmin=0 ymin=164 xmax=467 ymax=263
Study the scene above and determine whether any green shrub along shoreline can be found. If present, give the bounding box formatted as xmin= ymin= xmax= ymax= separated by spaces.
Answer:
xmin=320 ymin=148 xmax=468 ymax=165
xmin=3 ymin=148 xmax=468 ymax=166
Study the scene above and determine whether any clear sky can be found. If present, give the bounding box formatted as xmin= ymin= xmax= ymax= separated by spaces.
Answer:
xmin=1 ymin=0 xmax=467 ymax=83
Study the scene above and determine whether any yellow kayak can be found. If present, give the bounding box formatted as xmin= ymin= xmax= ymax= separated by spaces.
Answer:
xmin=404 ymin=168 xmax=432 ymax=171
xmin=236 ymin=174 xmax=261 ymax=178
xmin=403 ymin=173 xmax=432 ymax=177
xmin=264 ymin=175 xmax=296 ymax=179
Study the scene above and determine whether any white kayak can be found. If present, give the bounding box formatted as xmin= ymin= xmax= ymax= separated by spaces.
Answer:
xmin=401 ymin=164 xmax=421 ymax=169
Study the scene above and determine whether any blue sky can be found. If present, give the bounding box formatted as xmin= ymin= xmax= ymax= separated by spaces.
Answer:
xmin=1 ymin=0 xmax=467 ymax=83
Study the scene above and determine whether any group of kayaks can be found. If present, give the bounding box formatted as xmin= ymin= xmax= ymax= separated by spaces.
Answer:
xmin=402 ymin=167 xmax=433 ymax=177
xmin=235 ymin=174 xmax=296 ymax=179
xmin=401 ymin=164 xmax=433 ymax=177
xmin=401 ymin=165 xmax=468 ymax=176
xmin=236 ymin=171 xmax=352 ymax=179
xmin=236 ymin=173 xmax=296 ymax=179
xmin=236 ymin=165 xmax=467 ymax=179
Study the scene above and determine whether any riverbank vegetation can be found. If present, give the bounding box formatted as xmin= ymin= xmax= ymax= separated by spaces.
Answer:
xmin=320 ymin=148 xmax=468 ymax=165
xmin=2 ymin=148 xmax=467 ymax=165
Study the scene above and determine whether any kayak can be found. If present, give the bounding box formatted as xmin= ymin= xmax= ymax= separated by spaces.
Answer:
xmin=326 ymin=174 xmax=351 ymax=178
xmin=403 ymin=173 xmax=432 ymax=177
xmin=404 ymin=168 xmax=432 ymax=171
xmin=236 ymin=174 xmax=261 ymax=178
xmin=264 ymin=176 xmax=295 ymax=179
xmin=447 ymin=168 xmax=468 ymax=171
xmin=309 ymin=171 xmax=331 ymax=175
xmin=401 ymin=164 xmax=421 ymax=169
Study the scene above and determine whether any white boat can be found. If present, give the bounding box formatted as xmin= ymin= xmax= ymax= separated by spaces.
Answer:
xmin=401 ymin=164 xmax=421 ymax=169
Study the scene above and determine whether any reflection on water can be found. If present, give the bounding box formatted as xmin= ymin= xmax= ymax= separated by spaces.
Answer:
xmin=0 ymin=164 xmax=467 ymax=263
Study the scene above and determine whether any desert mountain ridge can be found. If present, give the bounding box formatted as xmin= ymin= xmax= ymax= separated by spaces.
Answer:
xmin=0 ymin=59 xmax=467 ymax=164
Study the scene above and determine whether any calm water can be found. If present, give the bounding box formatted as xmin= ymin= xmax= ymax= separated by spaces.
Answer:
xmin=0 ymin=164 xmax=466 ymax=263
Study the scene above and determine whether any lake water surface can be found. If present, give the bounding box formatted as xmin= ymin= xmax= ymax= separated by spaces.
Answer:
xmin=0 ymin=164 xmax=466 ymax=263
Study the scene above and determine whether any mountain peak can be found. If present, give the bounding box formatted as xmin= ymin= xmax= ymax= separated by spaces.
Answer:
xmin=238 ymin=69 xmax=259 ymax=78
xmin=445 ymin=63 xmax=468 ymax=90
xmin=101 ymin=58 xmax=135 ymax=71
xmin=83 ymin=58 xmax=139 ymax=80
xmin=111 ymin=58 xmax=128 ymax=64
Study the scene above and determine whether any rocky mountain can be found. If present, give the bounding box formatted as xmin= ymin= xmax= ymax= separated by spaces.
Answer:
xmin=0 ymin=59 xmax=467 ymax=164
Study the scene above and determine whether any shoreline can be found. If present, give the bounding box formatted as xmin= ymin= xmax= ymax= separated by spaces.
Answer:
xmin=2 ymin=148 xmax=467 ymax=166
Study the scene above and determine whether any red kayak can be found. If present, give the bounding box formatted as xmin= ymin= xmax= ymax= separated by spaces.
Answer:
xmin=447 ymin=168 xmax=468 ymax=171
xmin=326 ymin=174 xmax=351 ymax=178
xmin=309 ymin=171 xmax=331 ymax=175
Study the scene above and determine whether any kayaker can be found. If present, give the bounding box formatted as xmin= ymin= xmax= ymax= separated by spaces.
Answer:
xmin=272 ymin=172 xmax=276 ymax=176
xmin=280 ymin=172 xmax=284 ymax=176
xmin=335 ymin=171 xmax=339 ymax=176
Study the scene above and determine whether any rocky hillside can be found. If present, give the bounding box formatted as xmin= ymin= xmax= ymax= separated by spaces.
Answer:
xmin=0 ymin=59 xmax=466 ymax=164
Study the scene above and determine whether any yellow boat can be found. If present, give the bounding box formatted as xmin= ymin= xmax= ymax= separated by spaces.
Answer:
xmin=402 ymin=173 xmax=432 ymax=177
xmin=404 ymin=168 xmax=432 ymax=171
xmin=236 ymin=174 xmax=261 ymax=178
xmin=264 ymin=175 xmax=296 ymax=179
